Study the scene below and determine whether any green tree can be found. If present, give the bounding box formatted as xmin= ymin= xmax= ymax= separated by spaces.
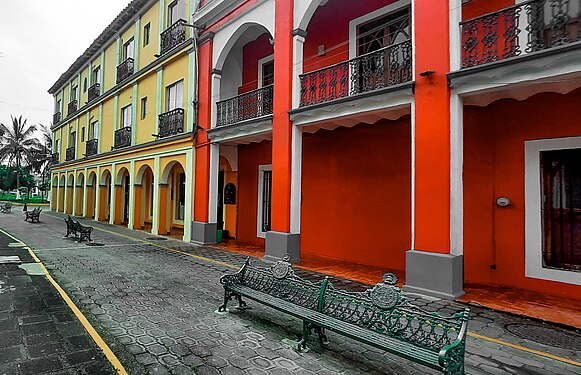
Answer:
xmin=0 ymin=116 xmax=42 ymax=196
xmin=27 ymin=124 xmax=53 ymax=202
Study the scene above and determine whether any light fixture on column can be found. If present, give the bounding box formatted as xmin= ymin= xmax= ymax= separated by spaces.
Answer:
xmin=419 ymin=70 xmax=435 ymax=76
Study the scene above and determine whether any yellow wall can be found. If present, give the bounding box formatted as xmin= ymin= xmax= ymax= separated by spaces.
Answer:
xmin=121 ymin=26 xmax=135 ymax=62
xmin=104 ymin=42 xmax=117 ymax=91
xmin=162 ymin=54 xmax=188 ymax=113
xmin=136 ymin=72 xmax=157 ymax=144
xmin=140 ymin=4 xmax=160 ymax=70
xmin=80 ymin=66 xmax=90 ymax=105
xmin=101 ymin=98 xmax=114 ymax=151
xmin=118 ymin=86 xmax=133 ymax=130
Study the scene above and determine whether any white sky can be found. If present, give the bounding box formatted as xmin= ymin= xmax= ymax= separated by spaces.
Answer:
xmin=0 ymin=0 xmax=131 ymax=130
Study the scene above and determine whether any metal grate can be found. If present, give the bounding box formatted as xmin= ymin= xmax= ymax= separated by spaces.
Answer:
xmin=505 ymin=324 xmax=581 ymax=350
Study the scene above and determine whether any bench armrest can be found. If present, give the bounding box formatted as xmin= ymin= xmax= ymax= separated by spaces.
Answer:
xmin=219 ymin=258 xmax=251 ymax=286
xmin=437 ymin=308 xmax=470 ymax=373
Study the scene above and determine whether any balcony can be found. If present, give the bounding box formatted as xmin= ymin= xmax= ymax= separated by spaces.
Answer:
xmin=88 ymin=83 xmax=101 ymax=102
xmin=53 ymin=112 xmax=61 ymax=124
xmin=51 ymin=153 xmax=59 ymax=164
xmin=460 ymin=0 xmax=581 ymax=69
xmin=158 ymin=108 xmax=184 ymax=138
xmin=67 ymin=100 xmax=78 ymax=115
xmin=114 ymin=126 xmax=132 ymax=149
xmin=116 ymin=58 xmax=134 ymax=84
xmin=65 ymin=146 xmax=75 ymax=161
xmin=216 ymin=85 xmax=274 ymax=127
xmin=160 ymin=19 xmax=187 ymax=55
xmin=299 ymin=41 xmax=412 ymax=107
xmin=86 ymin=139 xmax=98 ymax=156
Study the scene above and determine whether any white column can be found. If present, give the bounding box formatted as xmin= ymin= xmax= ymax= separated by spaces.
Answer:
xmin=290 ymin=125 xmax=302 ymax=234
xmin=152 ymin=156 xmax=161 ymax=235
xmin=72 ymin=171 xmax=78 ymax=215
xmin=449 ymin=0 xmax=462 ymax=72
xmin=82 ymin=167 xmax=89 ymax=217
xmin=128 ymin=160 xmax=136 ymax=229
xmin=132 ymin=83 xmax=138 ymax=145
xmin=183 ymin=149 xmax=194 ymax=242
xmin=75 ymin=118 xmax=80 ymax=158
xmin=186 ymin=51 xmax=195 ymax=133
xmin=133 ymin=17 xmax=141 ymax=72
xmin=450 ymin=93 xmax=464 ymax=256
xmin=291 ymin=32 xmax=305 ymax=109
xmin=52 ymin=174 xmax=58 ymax=211
xmin=410 ymin=99 xmax=416 ymax=250
xmin=63 ymin=174 xmax=69 ymax=213
xmin=94 ymin=165 xmax=101 ymax=222
xmin=210 ymin=71 xmax=221 ymax=129
xmin=109 ymin=163 xmax=117 ymax=225
xmin=208 ymin=143 xmax=219 ymax=223
xmin=156 ymin=68 xmax=164 ymax=131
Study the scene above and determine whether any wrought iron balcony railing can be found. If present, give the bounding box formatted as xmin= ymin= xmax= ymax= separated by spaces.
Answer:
xmin=114 ymin=126 xmax=132 ymax=149
xmin=299 ymin=41 xmax=412 ymax=107
xmin=460 ymin=0 xmax=581 ymax=69
xmin=86 ymin=138 xmax=98 ymax=156
xmin=158 ymin=108 xmax=185 ymax=138
xmin=53 ymin=112 xmax=61 ymax=124
xmin=88 ymin=83 xmax=101 ymax=102
xmin=116 ymin=58 xmax=134 ymax=84
xmin=216 ymin=85 xmax=274 ymax=127
xmin=51 ymin=153 xmax=59 ymax=164
xmin=67 ymin=100 xmax=78 ymax=115
xmin=160 ymin=19 xmax=187 ymax=55
xmin=65 ymin=146 xmax=75 ymax=161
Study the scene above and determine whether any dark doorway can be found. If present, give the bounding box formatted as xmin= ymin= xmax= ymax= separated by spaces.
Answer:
xmin=217 ymin=170 xmax=225 ymax=231
xmin=123 ymin=175 xmax=130 ymax=224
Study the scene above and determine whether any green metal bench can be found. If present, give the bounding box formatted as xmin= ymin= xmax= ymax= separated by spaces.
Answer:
xmin=64 ymin=215 xmax=93 ymax=242
xmin=24 ymin=207 xmax=42 ymax=223
xmin=218 ymin=255 xmax=470 ymax=375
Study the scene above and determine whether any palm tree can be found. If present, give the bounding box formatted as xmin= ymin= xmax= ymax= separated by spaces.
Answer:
xmin=27 ymin=124 xmax=53 ymax=202
xmin=0 ymin=116 xmax=42 ymax=198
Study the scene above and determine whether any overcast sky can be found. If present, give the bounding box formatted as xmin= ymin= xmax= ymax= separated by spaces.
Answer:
xmin=0 ymin=0 xmax=131 ymax=131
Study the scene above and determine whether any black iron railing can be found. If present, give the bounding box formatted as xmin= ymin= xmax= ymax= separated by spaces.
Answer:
xmin=88 ymin=83 xmax=101 ymax=102
xmin=160 ymin=19 xmax=187 ymax=55
xmin=299 ymin=41 xmax=412 ymax=107
xmin=158 ymin=108 xmax=184 ymax=138
xmin=216 ymin=85 xmax=274 ymax=127
xmin=53 ymin=112 xmax=61 ymax=124
xmin=114 ymin=126 xmax=132 ymax=148
xmin=86 ymin=139 xmax=98 ymax=156
xmin=51 ymin=153 xmax=59 ymax=164
xmin=65 ymin=146 xmax=75 ymax=161
xmin=116 ymin=58 xmax=134 ymax=84
xmin=460 ymin=0 xmax=581 ymax=69
xmin=67 ymin=100 xmax=78 ymax=115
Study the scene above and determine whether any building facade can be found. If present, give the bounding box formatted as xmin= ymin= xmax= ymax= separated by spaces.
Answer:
xmin=51 ymin=0 xmax=581 ymax=301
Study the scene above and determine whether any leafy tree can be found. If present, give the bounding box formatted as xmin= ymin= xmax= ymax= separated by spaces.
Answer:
xmin=0 ymin=116 xmax=42 ymax=194
xmin=27 ymin=124 xmax=53 ymax=202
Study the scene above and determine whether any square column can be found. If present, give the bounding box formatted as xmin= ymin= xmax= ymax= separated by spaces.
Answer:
xmin=94 ymin=166 xmax=101 ymax=221
xmin=158 ymin=184 xmax=169 ymax=235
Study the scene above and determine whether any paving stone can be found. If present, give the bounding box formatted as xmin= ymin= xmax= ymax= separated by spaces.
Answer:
xmin=135 ymin=352 xmax=158 ymax=366
xmin=19 ymin=356 xmax=63 ymax=375
xmin=0 ymin=330 xmax=20 ymax=348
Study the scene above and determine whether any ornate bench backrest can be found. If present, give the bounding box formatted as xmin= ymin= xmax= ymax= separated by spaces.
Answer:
xmin=321 ymin=274 xmax=468 ymax=352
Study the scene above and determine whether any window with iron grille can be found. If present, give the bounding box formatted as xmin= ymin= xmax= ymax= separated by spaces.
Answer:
xmin=143 ymin=23 xmax=151 ymax=46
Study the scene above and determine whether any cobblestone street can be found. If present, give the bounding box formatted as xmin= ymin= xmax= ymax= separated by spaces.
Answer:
xmin=0 ymin=211 xmax=580 ymax=375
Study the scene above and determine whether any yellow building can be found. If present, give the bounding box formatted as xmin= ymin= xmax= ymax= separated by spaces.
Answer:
xmin=49 ymin=0 xmax=198 ymax=242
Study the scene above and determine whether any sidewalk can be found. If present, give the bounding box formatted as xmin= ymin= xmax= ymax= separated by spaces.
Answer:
xmin=0 ymin=230 xmax=115 ymax=375
xmin=1 ymin=210 xmax=580 ymax=375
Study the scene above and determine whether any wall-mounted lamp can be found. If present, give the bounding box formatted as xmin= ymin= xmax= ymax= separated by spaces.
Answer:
xmin=269 ymin=37 xmax=275 ymax=46
xmin=496 ymin=197 xmax=511 ymax=207
xmin=419 ymin=70 xmax=435 ymax=77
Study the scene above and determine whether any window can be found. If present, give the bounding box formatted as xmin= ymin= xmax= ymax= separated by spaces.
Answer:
xmin=55 ymin=139 xmax=60 ymax=153
xmin=120 ymin=105 xmax=132 ymax=128
xmin=83 ymin=77 xmax=88 ymax=92
xmin=175 ymin=172 xmax=185 ymax=220
xmin=168 ymin=0 xmax=184 ymax=26
xmin=90 ymin=121 xmax=99 ymax=140
xmin=165 ymin=80 xmax=183 ymax=111
xmin=257 ymin=165 xmax=272 ymax=238
xmin=143 ymin=23 xmax=151 ymax=46
xmin=141 ymin=97 xmax=148 ymax=119
xmin=92 ymin=66 xmax=100 ymax=85
xmin=55 ymin=99 xmax=61 ymax=113
xmin=258 ymin=55 xmax=274 ymax=88
xmin=123 ymin=38 xmax=134 ymax=60
xmin=70 ymin=85 xmax=77 ymax=101
xmin=356 ymin=7 xmax=410 ymax=55
xmin=81 ymin=127 xmax=85 ymax=142
xmin=70 ymin=131 xmax=76 ymax=147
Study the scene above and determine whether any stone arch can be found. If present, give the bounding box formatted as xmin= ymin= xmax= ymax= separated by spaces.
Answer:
xmin=160 ymin=160 xmax=185 ymax=185
xmin=135 ymin=164 xmax=154 ymax=185
xmin=296 ymin=0 xmax=327 ymax=31
xmin=100 ymin=169 xmax=112 ymax=185
xmin=214 ymin=22 xmax=273 ymax=72
xmin=115 ymin=167 xmax=130 ymax=185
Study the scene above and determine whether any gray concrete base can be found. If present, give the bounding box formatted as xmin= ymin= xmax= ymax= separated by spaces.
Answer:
xmin=191 ymin=221 xmax=217 ymax=245
xmin=265 ymin=232 xmax=300 ymax=263
xmin=403 ymin=250 xmax=465 ymax=300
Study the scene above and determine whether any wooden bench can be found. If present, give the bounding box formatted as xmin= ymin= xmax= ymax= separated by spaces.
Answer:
xmin=64 ymin=215 xmax=93 ymax=242
xmin=0 ymin=203 xmax=13 ymax=213
xmin=218 ymin=255 xmax=470 ymax=375
xmin=24 ymin=207 xmax=42 ymax=223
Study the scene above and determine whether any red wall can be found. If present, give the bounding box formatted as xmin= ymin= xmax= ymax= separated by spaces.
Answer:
xmin=464 ymin=89 xmax=581 ymax=300
xmin=303 ymin=0 xmax=397 ymax=72
xmin=462 ymin=0 xmax=514 ymax=21
xmin=239 ymin=33 xmax=274 ymax=94
xmin=301 ymin=119 xmax=411 ymax=271
xmin=237 ymin=140 xmax=272 ymax=244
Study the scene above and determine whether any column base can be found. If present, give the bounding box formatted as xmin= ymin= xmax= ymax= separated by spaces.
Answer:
xmin=265 ymin=232 xmax=300 ymax=263
xmin=403 ymin=250 xmax=464 ymax=300
xmin=191 ymin=221 xmax=217 ymax=245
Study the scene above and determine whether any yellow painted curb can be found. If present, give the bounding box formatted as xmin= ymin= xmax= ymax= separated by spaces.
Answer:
xmin=0 ymin=228 xmax=128 ymax=375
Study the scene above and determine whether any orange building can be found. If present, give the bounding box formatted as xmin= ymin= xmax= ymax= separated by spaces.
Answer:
xmin=51 ymin=0 xmax=581 ymax=301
